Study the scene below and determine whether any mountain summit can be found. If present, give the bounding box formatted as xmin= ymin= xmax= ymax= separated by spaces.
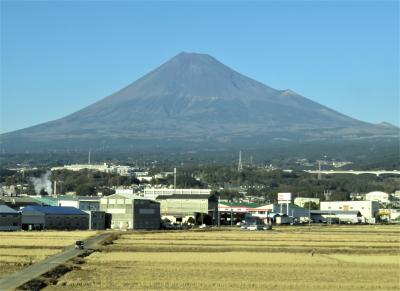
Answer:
xmin=0 ymin=52 xmax=397 ymax=152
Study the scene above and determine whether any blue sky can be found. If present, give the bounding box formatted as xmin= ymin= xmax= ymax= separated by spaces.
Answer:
xmin=1 ymin=0 xmax=398 ymax=133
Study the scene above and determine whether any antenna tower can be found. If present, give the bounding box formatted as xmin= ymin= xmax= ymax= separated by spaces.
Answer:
xmin=238 ymin=151 xmax=243 ymax=171
xmin=174 ymin=168 xmax=177 ymax=190
xmin=317 ymin=160 xmax=322 ymax=180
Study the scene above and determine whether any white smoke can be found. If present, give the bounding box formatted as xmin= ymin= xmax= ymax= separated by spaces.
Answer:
xmin=30 ymin=171 xmax=53 ymax=195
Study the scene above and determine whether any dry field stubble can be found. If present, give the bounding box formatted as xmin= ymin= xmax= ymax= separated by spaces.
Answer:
xmin=0 ymin=231 xmax=97 ymax=278
xmin=46 ymin=225 xmax=400 ymax=290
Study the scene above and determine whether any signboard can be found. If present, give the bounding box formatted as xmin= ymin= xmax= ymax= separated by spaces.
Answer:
xmin=278 ymin=192 xmax=292 ymax=203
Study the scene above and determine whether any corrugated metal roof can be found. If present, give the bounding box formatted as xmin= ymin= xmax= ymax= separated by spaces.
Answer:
xmin=30 ymin=196 xmax=59 ymax=206
xmin=105 ymin=193 xmax=144 ymax=200
xmin=57 ymin=195 xmax=100 ymax=201
xmin=220 ymin=202 xmax=261 ymax=208
xmin=156 ymin=194 xmax=214 ymax=200
xmin=22 ymin=206 xmax=88 ymax=215
xmin=311 ymin=210 xmax=361 ymax=215
xmin=0 ymin=204 xmax=19 ymax=214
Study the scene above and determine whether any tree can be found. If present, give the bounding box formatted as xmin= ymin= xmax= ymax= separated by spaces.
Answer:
xmin=75 ymin=184 xmax=96 ymax=196
xmin=39 ymin=189 xmax=49 ymax=196
xmin=303 ymin=201 xmax=319 ymax=210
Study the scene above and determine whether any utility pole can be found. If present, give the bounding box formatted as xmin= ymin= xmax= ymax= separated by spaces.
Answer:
xmin=88 ymin=151 xmax=91 ymax=165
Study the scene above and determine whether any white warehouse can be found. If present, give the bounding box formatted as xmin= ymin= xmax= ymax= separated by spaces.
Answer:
xmin=143 ymin=188 xmax=212 ymax=201
xmin=320 ymin=200 xmax=379 ymax=223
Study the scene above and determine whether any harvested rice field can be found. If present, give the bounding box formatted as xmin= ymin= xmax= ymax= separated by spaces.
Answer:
xmin=0 ymin=231 xmax=97 ymax=278
xmin=46 ymin=225 xmax=400 ymax=290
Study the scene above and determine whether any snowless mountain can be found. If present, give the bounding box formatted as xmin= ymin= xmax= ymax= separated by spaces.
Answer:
xmin=0 ymin=52 xmax=397 ymax=152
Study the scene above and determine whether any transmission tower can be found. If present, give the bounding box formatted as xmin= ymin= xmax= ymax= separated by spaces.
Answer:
xmin=318 ymin=160 xmax=322 ymax=180
xmin=238 ymin=151 xmax=243 ymax=171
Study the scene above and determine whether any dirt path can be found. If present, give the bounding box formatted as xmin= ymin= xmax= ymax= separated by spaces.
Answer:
xmin=0 ymin=232 xmax=112 ymax=291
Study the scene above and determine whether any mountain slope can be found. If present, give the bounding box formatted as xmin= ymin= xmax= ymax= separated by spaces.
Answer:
xmin=0 ymin=52 xmax=397 ymax=152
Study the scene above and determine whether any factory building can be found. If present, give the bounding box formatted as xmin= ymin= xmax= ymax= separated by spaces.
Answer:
xmin=320 ymin=200 xmax=379 ymax=223
xmin=57 ymin=196 xmax=100 ymax=211
xmin=218 ymin=202 xmax=270 ymax=225
xmin=100 ymin=193 xmax=160 ymax=230
xmin=0 ymin=196 xmax=44 ymax=210
xmin=269 ymin=203 xmax=310 ymax=220
xmin=311 ymin=210 xmax=362 ymax=224
xmin=157 ymin=194 xmax=218 ymax=225
xmin=218 ymin=202 xmax=310 ymax=224
xmin=365 ymin=191 xmax=390 ymax=204
xmin=30 ymin=196 xmax=59 ymax=206
xmin=21 ymin=206 xmax=89 ymax=230
xmin=84 ymin=210 xmax=106 ymax=230
xmin=144 ymin=188 xmax=212 ymax=201
xmin=0 ymin=205 xmax=21 ymax=231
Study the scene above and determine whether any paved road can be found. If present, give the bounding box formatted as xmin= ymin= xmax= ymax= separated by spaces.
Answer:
xmin=0 ymin=232 xmax=112 ymax=291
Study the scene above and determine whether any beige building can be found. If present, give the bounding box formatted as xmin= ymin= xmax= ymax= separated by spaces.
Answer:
xmin=143 ymin=188 xmax=212 ymax=201
xmin=100 ymin=193 xmax=160 ymax=230
xmin=365 ymin=191 xmax=390 ymax=203
xmin=156 ymin=194 xmax=218 ymax=224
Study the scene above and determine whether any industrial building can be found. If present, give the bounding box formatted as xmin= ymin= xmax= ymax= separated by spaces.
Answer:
xmin=365 ymin=191 xmax=390 ymax=203
xmin=57 ymin=196 xmax=100 ymax=211
xmin=218 ymin=202 xmax=269 ymax=225
xmin=144 ymin=188 xmax=212 ymax=200
xmin=0 ymin=205 xmax=21 ymax=231
xmin=157 ymin=194 xmax=218 ymax=224
xmin=100 ymin=193 xmax=160 ymax=230
xmin=0 ymin=196 xmax=44 ymax=209
xmin=311 ymin=210 xmax=362 ymax=224
xmin=218 ymin=202 xmax=310 ymax=224
xmin=320 ymin=200 xmax=379 ymax=223
xmin=21 ymin=206 xmax=89 ymax=230
xmin=84 ymin=210 xmax=107 ymax=230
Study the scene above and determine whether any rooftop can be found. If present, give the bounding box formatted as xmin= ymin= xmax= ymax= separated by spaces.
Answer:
xmin=156 ymin=194 xmax=215 ymax=200
xmin=219 ymin=202 xmax=262 ymax=208
xmin=22 ymin=206 xmax=88 ymax=215
xmin=0 ymin=204 xmax=19 ymax=214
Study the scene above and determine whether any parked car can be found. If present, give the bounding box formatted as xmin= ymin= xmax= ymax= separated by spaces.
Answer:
xmin=246 ymin=224 xmax=264 ymax=231
xmin=263 ymin=224 xmax=272 ymax=230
